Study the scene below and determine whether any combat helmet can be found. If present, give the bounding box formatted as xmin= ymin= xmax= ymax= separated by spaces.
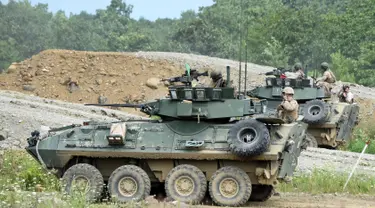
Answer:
xmin=210 ymin=70 xmax=222 ymax=81
xmin=321 ymin=62 xmax=329 ymax=70
xmin=294 ymin=63 xmax=302 ymax=71
xmin=283 ymin=87 xmax=294 ymax=95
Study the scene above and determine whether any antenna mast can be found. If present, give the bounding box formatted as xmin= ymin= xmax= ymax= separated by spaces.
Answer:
xmin=244 ymin=16 xmax=249 ymax=94
xmin=238 ymin=0 xmax=244 ymax=96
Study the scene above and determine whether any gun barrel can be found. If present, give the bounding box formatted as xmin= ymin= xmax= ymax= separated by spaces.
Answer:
xmin=85 ymin=103 xmax=143 ymax=108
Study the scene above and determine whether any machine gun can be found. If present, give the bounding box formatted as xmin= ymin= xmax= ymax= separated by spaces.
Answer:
xmin=262 ymin=67 xmax=292 ymax=77
xmin=161 ymin=64 xmax=209 ymax=86
xmin=84 ymin=103 xmax=157 ymax=116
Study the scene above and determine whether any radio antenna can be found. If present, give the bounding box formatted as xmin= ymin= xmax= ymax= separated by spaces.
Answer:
xmin=244 ymin=16 xmax=249 ymax=94
xmin=238 ymin=0 xmax=244 ymax=95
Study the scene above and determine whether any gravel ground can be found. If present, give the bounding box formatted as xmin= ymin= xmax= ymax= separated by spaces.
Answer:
xmin=1 ymin=51 xmax=375 ymax=177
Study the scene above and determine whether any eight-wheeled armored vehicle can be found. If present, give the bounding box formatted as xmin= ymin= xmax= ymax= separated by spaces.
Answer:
xmin=247 ymin=68 xmax=360 ymax=149
xmin=25 ymin=65 xmax=309 ymax=207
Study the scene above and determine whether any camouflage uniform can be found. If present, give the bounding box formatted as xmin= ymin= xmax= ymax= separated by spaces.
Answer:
xmin=209 ymin=70 xmax=227 ymax=88
xmin=338 ymin=85 xmax=354 ymax=103
xmin=316 ymin=62 xmax=336 ymax=95
xmin=276 ymin=87 xmax=299 ymax=123
xmin=293 ymin=63 xmax=305 ymax=79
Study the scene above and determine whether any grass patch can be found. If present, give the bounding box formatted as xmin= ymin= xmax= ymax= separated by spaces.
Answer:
xmin=341 ymin=123 xmax=375 ymax=154
xmin=278 ymin=168 xmax=375 ymax=195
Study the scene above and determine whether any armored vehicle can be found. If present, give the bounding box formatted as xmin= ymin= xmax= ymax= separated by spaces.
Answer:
xmin=25 ymin=65 xmax=309 ymax=207
xmin=247 ymin=68 xmax=360 ymax=149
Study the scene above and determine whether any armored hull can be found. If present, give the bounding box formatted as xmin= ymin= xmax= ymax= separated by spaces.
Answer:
xmin=26 ymin=118 xmax=308 ymax=206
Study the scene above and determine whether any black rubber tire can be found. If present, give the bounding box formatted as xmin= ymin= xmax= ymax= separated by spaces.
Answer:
xmin=306 ymin=133 xmax=318 ymax=148
xmin=61 ymin=163 xmax=104 ymax=202
xmin=227 ymin=119 xmax=270 ymax=157
xmin=107 ymin=165 xmax=151 ymax=203
xmin=249 ymin=185 xmax=274 ymax=202
xmin=209 ymin=166 xmax=252 ymax=207
xmin=302 ymin=99 xmax=330 ymax=124
xmin=165 ymin=164 xmax=207 ymax=204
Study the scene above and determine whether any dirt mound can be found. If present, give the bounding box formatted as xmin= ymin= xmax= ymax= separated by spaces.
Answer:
xmin=0 ymin=50 xmax=214 ymax=115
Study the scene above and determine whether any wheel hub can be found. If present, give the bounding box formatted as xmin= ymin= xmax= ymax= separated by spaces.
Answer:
xmin=239 ymin=127 xmax=257 ymax=144
xmin=118 ymin=177 xmax=138 ymax=197
xmin=219 ymin=178 xmax=239 ymax=198
xmin=309 ymin=105 xmax=321 ymax=116
xmin=71 ymin=175 xmax=91 ymax=194
xmin=175 ymin=176 xmax=194 ymax=196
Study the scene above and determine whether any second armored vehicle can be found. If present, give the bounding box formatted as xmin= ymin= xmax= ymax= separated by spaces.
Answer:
xmin=247 ymin=68 xmax=360 ymax=149
xmin=25 ymin=65 xmax=309 ymax=207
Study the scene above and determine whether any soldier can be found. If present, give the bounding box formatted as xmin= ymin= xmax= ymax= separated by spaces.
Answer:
xmin=316 ymin=62 xmax=336 ymax=95
xmin=338 ymin=85 xmax=354 ymax=103
xmin=209 ymin=70 xmax=227 ymax=88
xmin=276 ymin=87 xmax=299 ymax=123
xmin=190 ymin=69 xmax=205 ymax=87
xmin=293 ymin=63 xmax=305 ymax=79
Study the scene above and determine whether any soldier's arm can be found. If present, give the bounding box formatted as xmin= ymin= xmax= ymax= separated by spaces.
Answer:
xmin=281 ymin=100 xmax=298 ymax=111
xmin=316 ymin=72 xmax=329 ymax=82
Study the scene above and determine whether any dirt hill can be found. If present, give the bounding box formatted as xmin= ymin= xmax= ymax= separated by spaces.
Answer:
xmin=0 ymin=49 xmax=375 ymax=123
xmin=0 ymin=50 xmax=216 ymax=115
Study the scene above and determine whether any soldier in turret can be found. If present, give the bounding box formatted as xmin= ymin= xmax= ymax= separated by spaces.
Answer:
xmin=338 ymin=85 xmax=354 ymax=103
xmin=293 ymin=63 xmax=305 ymax=79
xmin=316 ymin=62 xmax=336 ymax=95
xmin=276 ymin=87 xmax=299 ymax=123
xmin=209 ymin=70 xmax=227 ymax=88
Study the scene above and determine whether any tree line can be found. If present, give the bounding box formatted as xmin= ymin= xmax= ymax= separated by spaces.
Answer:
xmin=1 ymin=0 xmax=375 ymax=86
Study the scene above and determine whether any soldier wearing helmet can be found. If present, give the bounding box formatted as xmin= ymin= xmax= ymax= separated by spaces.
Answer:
xmin=276 ymin=87 xmax=299 ymax=123
xmin=316 ymin=62 xmax=336 ymax=95
xmin=209 ymin=70 xmax=227 ymax=88
xmin=293 ymin=63 xmax=305 ymax=79
xmin=338 ymin=84 xmax=354 ymax=103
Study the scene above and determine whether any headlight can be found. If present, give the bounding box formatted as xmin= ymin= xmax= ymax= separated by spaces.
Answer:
xmin=266 ymin=79 xmax=272 ymax=86
xmin=263 ymin=105 xmax=267 ymax=113
xmin=285 ymin=79 xmax=290 ymax=86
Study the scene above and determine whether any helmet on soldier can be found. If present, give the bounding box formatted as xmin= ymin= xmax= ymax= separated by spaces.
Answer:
xmin=283 ymin=87 xmax=294 ymax=95
xmin=342 ymin=84 xmax=350 ymax=90
xmin=210 ymin=70 xmax=222 ymax=81
xmin=294 ymin=63 xmax=302 ymax=71
xmin=321 ymin=62 xmax=329 ymax=70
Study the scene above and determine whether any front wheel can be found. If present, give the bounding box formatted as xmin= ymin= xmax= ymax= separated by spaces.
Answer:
xmin=61 ymin=163 xmax=104 ymax=202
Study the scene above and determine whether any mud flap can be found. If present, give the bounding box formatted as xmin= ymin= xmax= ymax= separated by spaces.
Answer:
xmin=337 ymin=104 xmax=360 ymax=142
xmin=277 ymin=122 xmax=308 ymax=179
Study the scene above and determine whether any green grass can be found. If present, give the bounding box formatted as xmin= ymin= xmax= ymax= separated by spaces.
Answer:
xmin=278 ymin=168 xmax=375 ymax=195
xmin=341 ymin=124 xmax=375 ymax=155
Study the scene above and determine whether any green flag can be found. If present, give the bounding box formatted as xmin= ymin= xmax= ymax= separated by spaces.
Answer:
xmin=185 ymin=63 xmax=191 ymax=77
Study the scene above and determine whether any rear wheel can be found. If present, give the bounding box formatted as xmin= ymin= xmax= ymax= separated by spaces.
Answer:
xmin=305 ymin=133 xmax=318 ymax=148
xmin=209 ymin=166 xmax=252 ymax=207
xmin=61 ymin=163 xmax=104 ymax=202
xmin=249 ymin=185 xmax=274 ymax=202
xmin=107 ymin=165 xmax=151 ymax=203
xmin=165 ymin=164 xmax=207 ymax=204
